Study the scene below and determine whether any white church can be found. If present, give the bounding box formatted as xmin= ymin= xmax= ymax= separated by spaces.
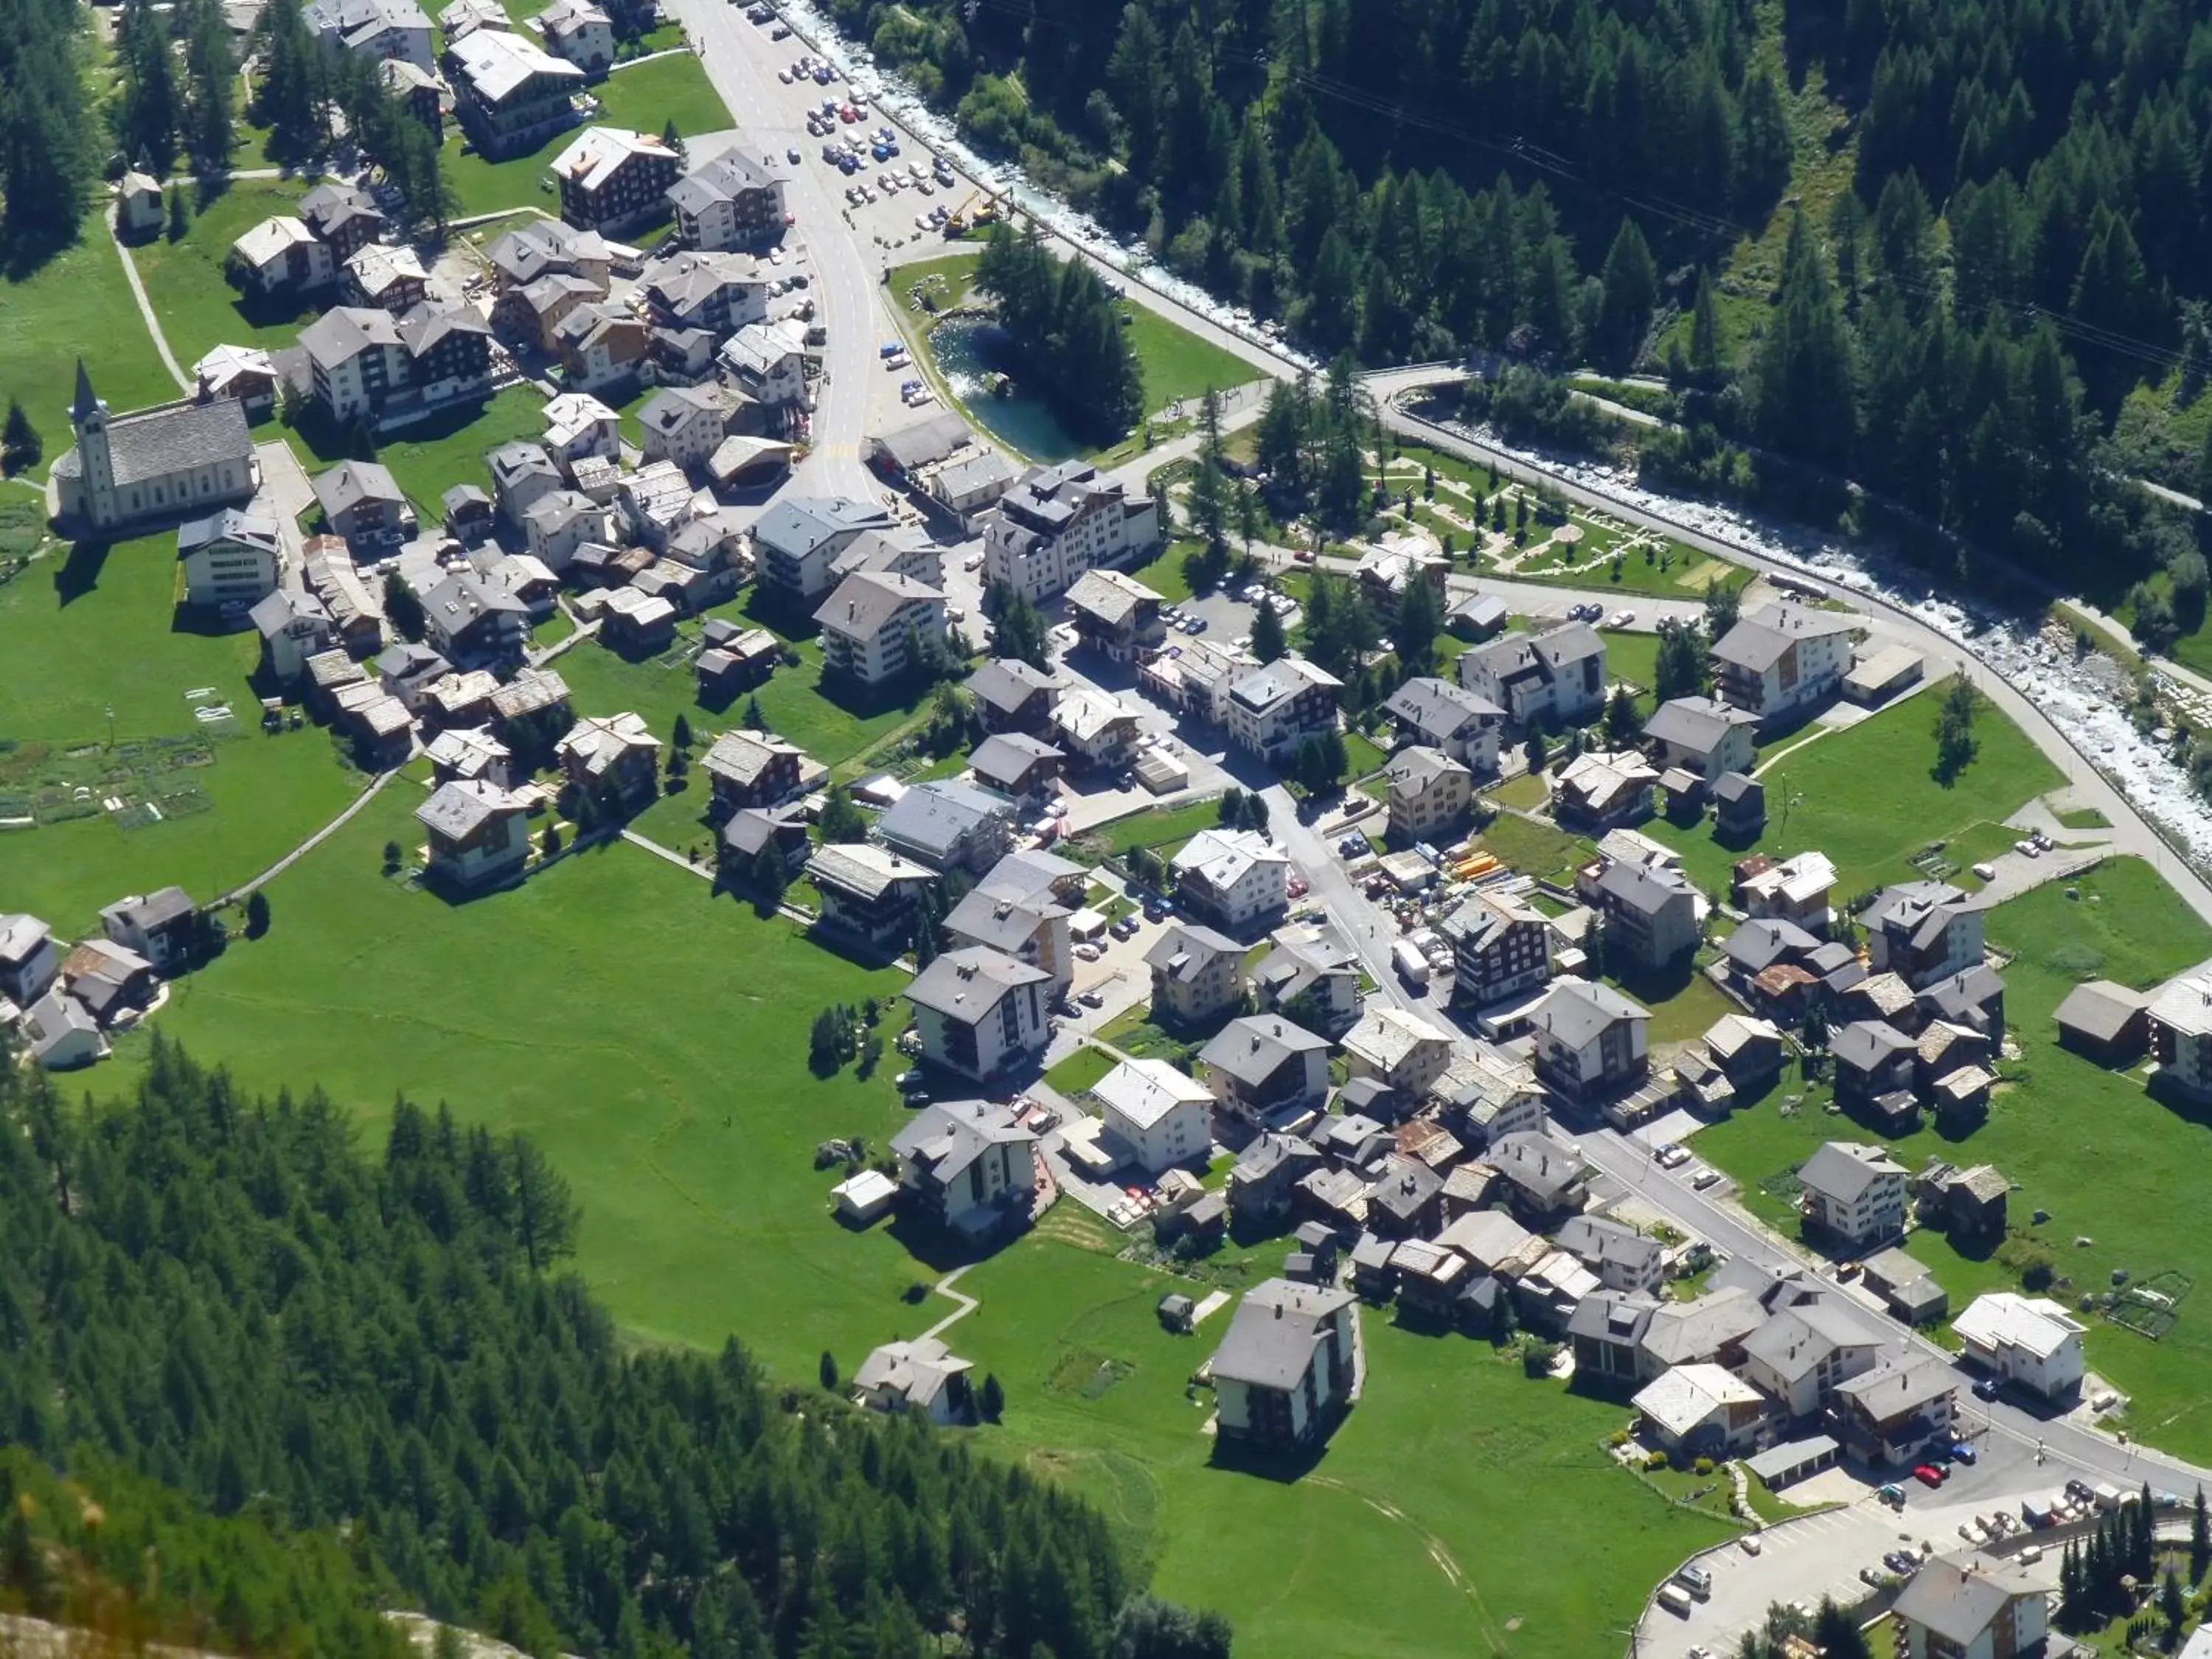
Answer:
xmin=52 ymin=362 xmax=260 ymax=535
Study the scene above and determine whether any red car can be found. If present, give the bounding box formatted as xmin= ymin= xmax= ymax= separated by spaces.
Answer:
xmin=1913 ymin=1464 xmax=1947 ymax=1488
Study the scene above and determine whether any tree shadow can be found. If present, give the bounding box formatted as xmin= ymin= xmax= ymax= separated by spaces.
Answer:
xmin=1 ymin=223 xmax=81 ymax=284
xmin=52 ymin=540 xmax=111 ymax=605
xmin=1206 ymin=1430 xmax=1332 ymax=1483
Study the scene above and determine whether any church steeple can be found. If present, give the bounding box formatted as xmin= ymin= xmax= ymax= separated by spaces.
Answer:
xmin=72 ymin=360 xmax=105 ymax=428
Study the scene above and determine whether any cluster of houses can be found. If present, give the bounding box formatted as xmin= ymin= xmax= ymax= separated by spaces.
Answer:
xmin=1 ymin=894 xmax=204 ymax=1071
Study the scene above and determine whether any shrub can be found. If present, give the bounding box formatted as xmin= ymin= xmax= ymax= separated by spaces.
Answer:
xmin=1644 ymin=1450 xmax=1669 ymax=1471
xmin=1693 ymin=1457 xmax=1715 ymax=1477
xmin=1520 ymin=1340 xmax=1559 ymax=1378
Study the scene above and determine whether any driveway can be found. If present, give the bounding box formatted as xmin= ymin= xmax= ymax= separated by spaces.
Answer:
xmin=252 ymin=440 xmax=319 ymax=588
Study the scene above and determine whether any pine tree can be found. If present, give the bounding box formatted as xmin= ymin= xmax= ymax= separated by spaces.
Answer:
xmin=1250 ymin=597 xmax=1287 ymax=663
xmin=167 ymin=186 xmax=190 ymax=241
xmin=1 ymin=400 xmax=41 ymax=473
xmin=979 ymin=1374 xmax=1005 ymax=1422
xmin=742 ymin=695 xmax=765 ymax=730
xmin=1654 ymin=624 xmax=1707 ymax=700
xmin=1216 ymin=787 xmax=1245 ymax=829
xmin=244 ymin=891 xmax=270 ymax=938
xmin=1394 ymin=574 xmax=1441 ymax=672
xmin=2191 ymin=1486 xmax=2209 ymax=1585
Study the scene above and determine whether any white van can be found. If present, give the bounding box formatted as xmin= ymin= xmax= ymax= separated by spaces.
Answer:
xmin=1656 ymin=1583 xmax=1694 ymax=1616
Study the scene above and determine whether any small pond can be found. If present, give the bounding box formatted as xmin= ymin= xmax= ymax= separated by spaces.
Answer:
xmin=927 ymin=318 xmax=1085 ymax=463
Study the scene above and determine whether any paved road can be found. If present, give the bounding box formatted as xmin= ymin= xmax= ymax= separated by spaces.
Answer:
xmin=667 ymin=0 xmax=883 ymax=504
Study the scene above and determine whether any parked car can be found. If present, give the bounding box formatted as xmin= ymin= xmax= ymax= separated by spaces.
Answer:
xmin=1973 ymin=1376 xmax=2003 ymax=1401
xmin=1689 ymin=1166 xmax=1721 ymax=1190
xmin=787 ymin=147 xmax=802 ymax=164
xmin=1074 ymin=942 xmax=1103 ymax=961
xmin=1657 ymin=1143 xmax=1691 ymax=1169
xmin=1879 ymin=1483 xmax=1906 ymax=1506
xmin=1077 ymin=989 xmax=1105 ymax=1008
xmin=1949 ymin=1441 xmax=1978 ymax=1464
xmin=1674 ymin=1564 xmax=1712 ymax=1599
xmin=1913 ymin=1464 xmax=1947 ymax=1488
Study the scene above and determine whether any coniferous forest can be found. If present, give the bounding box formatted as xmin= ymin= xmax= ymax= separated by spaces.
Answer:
xmin=0 ymin=1037 xmax=1225 ymax=1659
xmin=835 ymin=0 xmax=2212 ymax=590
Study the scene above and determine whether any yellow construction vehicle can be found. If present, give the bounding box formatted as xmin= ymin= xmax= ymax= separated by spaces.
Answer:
xmin=944 ymin=189 xmax=1003 ymax=237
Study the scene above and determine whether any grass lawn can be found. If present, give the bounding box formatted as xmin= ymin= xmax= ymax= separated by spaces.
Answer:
xmin=286 ymin=386 xmax=550 ymax=523
xmin=949 ymin=1246 xmax=1735 ymax=1659
xmin=2056 ymin=805 xmax=2112 ymax=832
xmin=1 ymin=232 xmax=178 ymax=440
xmin=1488 ymin=772 xmax=1548 ymax=812
xmin=1045 ymin=1045 xmax=1117 ymax=1097
xmin=0 ymin=529 xmax=363 ymax=931
xmin=1644 ymin=681 xmax=2063 ymax=898
xmin=134 ymin=178 xmax=316 ymax=368
xmin=1692 ymin=858 xmax=2212 ymax=1460
xmin=1603 ymin=627 xmax=1660 ymax=698
xmin=1117 ymin=305 xmax=1263 ymax=414
xmin=442 ymin=55 xmax=734 ymax=217
xmin=1475 ymin=812 xmax=1590 ymax=885
xmin=1090 ymin=799 xmax=1230 ymax=859
xmin=1612 ymin=963 xmax=1736 ymax=1045
xmin=121 ymin=790 xmax=926 ymax=1376
xmin=1343 ymin=730 xmax=1390 ymax=781
xmin=1514 ymin=541 xmax=1750 ymax=602
xmin=888 ymin=250 xmax=987 ymax=312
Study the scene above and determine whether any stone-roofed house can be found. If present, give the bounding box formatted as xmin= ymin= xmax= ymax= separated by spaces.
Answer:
xmin=1863 ymin=881 xmax=1987 ymax=990
xmin=1832 ymin=1354 xmax=1959 ymax=1466
xmin=1551 ymin=748 xmax=1660 ymax=828
xmin=806 ymin=843 xmax=936 ymax=949
xmin=634 ymin=383 xmax=729 ymax=471
xmin=1710 ymin=600 xmax=1858 ymax=723
xmin=1555 ymin=1214 xmax=1665 ymax=1295
xmin=0 ymin=914 xmax=62 ymax=1010
xmin=313 ymin=458 xmax=414 ymax=548
xmin=943 ymin=853 xmax=1078 ymax=996
xmin=1917 ymin=962 xmax=2006 ymax=1040
xmin=1798 ymin=1141 xmax=1907 ymax=1251
xmin=58 ymin=939 xmax=159 ymax=1026
xmin=423 ymin=726 xmax=513 ymax=786
xmin=667 ymin=149 xmax=787 ymax=251
xmin=1642 ymin=695 xmax=1759 ymax=783
xmin=24 ymin=990 xmax=108 ymax=1071
xmin=1637 ymin=1285 xmax=1767 ymax=1379
xmin=1952 ymin=1292 xmax=2085 ymax=1403
xmin=1736 ymin=849 xmax=1838 ymax=934
xmin=1431 ymin=1045 xmax=1548 ymax=1151
xmin=230 ymin=214 xmax=335 ymax=296
xmin=1200 ymin=1015 xmax=1331 ymax=1130
xmin=554 ymin=710 xmax=661 ymax=807
xmin=703 ymin=729 xmax=805 ymax=815
xmin=1341 ymin=1006 xmax=1455 ymax=1098
xmin=1441 ymin=888 xmax=1554 ymax=1010
xmin=1385 ymin=745 xmax=1474 ymax=841
xmin=1050 ymin=686 xmax=1141 ymax=770
xmin=1093 ymin=1058 xmax=1214 ymax=1175
xmin=2149 ymin=967 xmax=2212 ymax=1100
xmin=1145 ymin=922 xmax=1248 ymax=1027
xmin=299 ymin=180 xmax=388 ymax=262
xmin=446 ymin=27 xmax=586 ymax=156
xmin=1208 ymin=1279 xmax=1359 ymax=1447
xmin=969 ymin=731 xmax=1064 ymax=801
xmin=1704 ymin=1013 xmax=1786 ymax=1092
xmin=1252 ymin=923 xmax=1362 ymax=1034
xmin=875 ymin=779 xmax=1015 ymax=874
xmin=1567 ymin=1290 xmax=1660 ymax=1386
xmin=964 ymin=658 xmax=1060 ymax=735
xmin=536 ymin=0 xmax=612 ymax=72
xmin=1528 ymin=980 xmax=1649 ymax=1105
xmin=1382 ymin=676 xmax=1504 ymax=772
xmin=984 ymin=459 xmax=1161 ymax=605
xmin=2054 ymin=978 xmax=2150 ymax=1064
xmin=415 ymin=779 xmax=532 ymax=887
xmin=344 ymin=241 xmax=428 ymax=313
xmin=421 ymin=570 xmax=529 ymax=669
xmin=175 ymin=507 xmax=281 ymax=609
xmin=1832 ymin=1018 xmax=1919 ymax=1121
xmin=1736 ymin=1298 xmax=1881 ymax=1419
xmin=1591 ymin=858 xmax=1701 ymax=973
xmin=1457 ymin=621 xmax=1606 ymax=729
xmin=1171 ymin=829 xmax=1290 ymax=933
xmin=1367 ymin=1156 xmax=1444 ymax=1240
xmin=890 ymin=1097 xmax=1039 ymax=1234
xmin=1891 ymin=1551 xmax=2052 ymax=1659
xmin=752 ymin=495 xmax=897 ymax=601
xmin=1225 ymin=1134 xmax=1321 ymax=1233
xmin=1722 ymin=917 xmax=1820 ymax=985
xmin=100 ymin=887 xmax=198 ymax=972
xmin=815 ymin=571 xmax=948 ymax=688
xmin=1633 ymin=1363 xmax=1767 ymax=1458
xmin=1065 ymin=568 xmax=1166 ymax=662
xmin=719 ymin=320 xmax=809 ymax=408
xmin=192 ymin=342 xmax=281 ymax=416
xmin=905 ymin=947 xmax=1052 ymax=1081
xmin=852 ymin=1337 xmax=974 ymax=1425
xmin=552 ymin=125 xmax=680 ymax=234
xmin=52 ymin=366 xmax=258 ymax=535
xmin=643 ymin=248 xmax=769 ymax=334
xmin=1224 ymin=657 xmax=1342 ymax=762
xmin=252 ymin=588 xmax=334 ymax=686
xmin=1485 ymin=1131 xmax=1590 ymax=1227
xmin=1713 ymin=770 xmax=1766 ymax=838
xmin=304 ymin=0 xmax=433 ymax=66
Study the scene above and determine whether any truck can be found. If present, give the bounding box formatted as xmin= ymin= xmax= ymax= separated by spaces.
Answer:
xmin=1392 ymin=941 xmax=1430 ymax=988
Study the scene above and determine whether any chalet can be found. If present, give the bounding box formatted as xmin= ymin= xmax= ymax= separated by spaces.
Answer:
xmin=445 ymin=28 xmax=585 ymax=159
xmin=1382 ymin=676 xmax=1504 ymax=771
xmin=806 ymin=843 xmax=936 ymax=950
xmin=553 ymin=126 xmax=680 ymax=234
xmin=1442 ymin=889 xmax=1554 ymax=1010
xmin=1200 ymin=1015 xmax=1331 ymax=1130
xmin=1224 ymin=657 xmax=1342 ymax=762
xmin=1797 ymin=1141 xmax=1907 ymax=1251
xmin=1145 ymin=922 xmax=1248 ymax=1027
xmin=875 ymin=779 xmax=1015 ymax=875
xmin=964 ymin=658 xmax=1059 ymax=735
xmin=1457 ymin=622 xmax=1605 ymax=729
xmin=969 ymin=732 xmax=1063 ymax=801
xmin=1172 ymin=830 xmax=1290 ymax=933
xmin=703 ymin=730 xmax=804 ymax=815
xmin=99 ymin=888 xmax=198 ymax=972
xmin=905 ymin=947 xmax=1051 ymax=1082
xmin=1208 ymin=1280 xmax=1358 ymax=1447
xmin=1252 ymin=924 xmax=1362 ymax=1033
xmin=1711 ymin=601 xmax=1857 ymax=724
xmin=1528 ymin=980 xmax=1649 ymax=1105
xmin=890 ymin=1097 xmax=1039 ymax=1234
xmin=667 ymin=150 xmax=787 ymax=251
xmin=554 ymin=710 xmax=661 ymax=807
xmin=415 ymin=780 xmax=532 ymax=888
xmin=1065 ymin=568 xmax=1165 ymax=662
